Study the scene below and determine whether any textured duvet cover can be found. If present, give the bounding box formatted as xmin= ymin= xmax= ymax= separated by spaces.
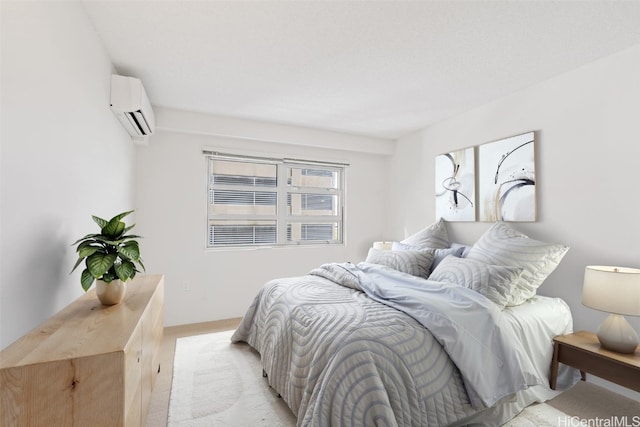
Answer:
xmin=231 ymin=263 xmax=569 ymax=426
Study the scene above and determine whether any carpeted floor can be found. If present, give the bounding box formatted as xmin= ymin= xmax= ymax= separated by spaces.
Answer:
xmin=546 ymin=380 xmax=639 ymax=421
xmin=166 ymin=329 xmax=639 ymax=427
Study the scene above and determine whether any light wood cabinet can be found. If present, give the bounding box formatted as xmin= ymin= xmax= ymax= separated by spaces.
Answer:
xmin=0 ymin=275 xmax=164 ymax=426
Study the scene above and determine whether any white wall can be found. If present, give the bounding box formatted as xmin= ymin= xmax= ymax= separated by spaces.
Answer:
xmin=389 ymin=44 xmax=640 ymax=399
xmin=135 ymin=109 xmax=392 ymax=326
xmin=0 ymin=1 xmax=136 ymax=349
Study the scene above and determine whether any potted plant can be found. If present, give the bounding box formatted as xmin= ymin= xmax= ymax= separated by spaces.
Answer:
xmin=70 ymin=210 xmax=145 ymax=305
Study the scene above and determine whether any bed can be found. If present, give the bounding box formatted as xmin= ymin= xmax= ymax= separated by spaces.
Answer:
xmin=231 ymin=220 xmax=580 ymax=426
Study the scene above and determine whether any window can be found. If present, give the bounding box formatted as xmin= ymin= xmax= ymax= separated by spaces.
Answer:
xmin=206 ymin=152 xmax=346 ymax=248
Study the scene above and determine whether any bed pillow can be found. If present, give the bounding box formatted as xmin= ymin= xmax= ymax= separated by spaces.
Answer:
xmin=465 ymin=222 xmax=569 ymax=306
xmin=450 ymin=242 xmax=473 ymax=258
xmin=400 ymin=217 xmax=450 ymax=249
xmin=393 ymin=241 xmax=466 ymax=272
xmin=366 ymin=248 xmax=435 ymax=279
xmin=429 ymin=256 xmax=522 ymax=308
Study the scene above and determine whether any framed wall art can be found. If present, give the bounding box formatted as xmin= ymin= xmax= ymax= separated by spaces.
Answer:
xmin=435 ymin=146 xmax=476 ymax=221
xmin=477 ymin=131 xmax=536 ymax=222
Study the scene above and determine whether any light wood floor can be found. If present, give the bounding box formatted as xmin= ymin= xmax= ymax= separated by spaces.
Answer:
xmin=145 ymin=318 xmax=639 ymax=426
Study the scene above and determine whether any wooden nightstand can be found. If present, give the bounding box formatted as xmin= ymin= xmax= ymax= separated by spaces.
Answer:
xmin=550 ymin=330 xmax=640 ymax=392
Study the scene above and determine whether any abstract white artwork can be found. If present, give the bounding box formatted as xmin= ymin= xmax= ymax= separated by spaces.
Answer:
xmin=435 ymin=147 xmax=476 ymax=221
xmin=478 ymin=131 xmax=536 ymax=222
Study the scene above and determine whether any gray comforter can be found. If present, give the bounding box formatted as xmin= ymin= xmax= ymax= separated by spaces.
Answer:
xmin=231 ymin=262 xmax=543 ymax=426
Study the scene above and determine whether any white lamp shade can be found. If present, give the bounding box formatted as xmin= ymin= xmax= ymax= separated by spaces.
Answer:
xmin=582 ymin=265 xmax=640 ymax=316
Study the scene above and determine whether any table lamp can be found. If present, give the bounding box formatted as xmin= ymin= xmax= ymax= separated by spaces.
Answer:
xmin=582 ymin=265 xmax=640 ymax=354
xmin=372 ymin=241 xmax=393 ymax=250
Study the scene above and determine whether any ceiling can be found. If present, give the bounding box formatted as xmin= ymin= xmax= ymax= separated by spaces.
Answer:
xmin=82 ymin=1 xmax=640 ymax=140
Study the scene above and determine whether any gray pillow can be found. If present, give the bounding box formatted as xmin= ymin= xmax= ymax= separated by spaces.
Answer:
xmin=366 ymin=248 xmax=435 ymax=279
xmin=400 ymin=218 xmax=450 ymax=249
xmin=466 ymin=222 xmax=569 ymax=306
xmin=392 ymin=241 xmax=465 ymax=272
xmin=429 ymin=256 xmax=523 ymax=308
xmin=450 ymin=242 xmax=473 ymax=258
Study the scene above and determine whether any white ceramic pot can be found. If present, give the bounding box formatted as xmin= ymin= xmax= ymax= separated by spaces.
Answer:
xmin=96 ymin=279 xmax=127 ymax=305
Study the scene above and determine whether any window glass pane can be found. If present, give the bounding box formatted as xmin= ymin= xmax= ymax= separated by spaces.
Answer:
xmin=210 ymin=159 xmax=277 ymax=187
xmin=287 ymin=193 xmax=338 ymax=216
xmin=208 ymin=220 xmax=276 ymax=246
xmin=209 ymin=190 xmax=276 ymax=215
xmin=287 ymin=222 xmax=340 ymax=243
xmin=287 ymin=167 xmax=338 ymax=189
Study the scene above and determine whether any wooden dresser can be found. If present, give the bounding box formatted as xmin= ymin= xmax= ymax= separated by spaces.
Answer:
xmin=0 ymin=274 xmax=164 ymax=426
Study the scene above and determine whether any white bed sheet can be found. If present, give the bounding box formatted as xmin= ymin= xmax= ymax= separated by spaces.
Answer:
xmin=450 ymin=294 xmax=581 ymax=426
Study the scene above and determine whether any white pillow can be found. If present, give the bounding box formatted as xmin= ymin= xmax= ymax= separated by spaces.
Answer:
xmin=465 ymin=222 xmax=569 ymax=306
xmin=366 ymin=248 xmax=435 ymax=279
xmin=400 ymin=217 xmax=450 ymax=249
xmin=429 ymin=256 xmax=522 ymax=308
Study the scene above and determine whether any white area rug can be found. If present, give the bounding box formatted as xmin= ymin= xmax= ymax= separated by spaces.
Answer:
xmin=168 ymin=330 xmax=571 ymax=426
xmin=168 ymin=329 xmax=296 ymax=426
xmin=503 ymin=403 xmax=573 ymax=427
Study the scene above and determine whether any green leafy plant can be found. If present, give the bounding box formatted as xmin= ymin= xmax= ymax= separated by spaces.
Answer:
xmin=71 ymin=210 xmax=145 ymax=291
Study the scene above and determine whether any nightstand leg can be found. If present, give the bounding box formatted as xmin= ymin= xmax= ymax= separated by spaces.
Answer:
xmin=550 ymin=341 xmax=560 ymax=389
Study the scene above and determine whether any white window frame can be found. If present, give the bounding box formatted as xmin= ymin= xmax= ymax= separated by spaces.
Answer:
xmin=205 ymin=150 xmax=347 ymax=248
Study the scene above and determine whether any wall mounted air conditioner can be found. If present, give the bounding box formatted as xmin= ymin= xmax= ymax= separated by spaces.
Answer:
xmin=110 ymin=74 xmax=155 ymax=143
